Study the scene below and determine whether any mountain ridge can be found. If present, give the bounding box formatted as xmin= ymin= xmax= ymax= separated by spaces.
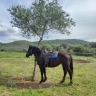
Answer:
xmin=0 ymin=39 xmax=88 ymax=51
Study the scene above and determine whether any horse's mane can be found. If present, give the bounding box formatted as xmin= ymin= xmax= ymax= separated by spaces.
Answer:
xmin=33 ymin=46 xmax=41 ymax=54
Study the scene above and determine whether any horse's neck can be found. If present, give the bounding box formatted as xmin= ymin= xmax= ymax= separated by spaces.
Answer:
xmin=33 ymin=47 xmax=41 ymax=58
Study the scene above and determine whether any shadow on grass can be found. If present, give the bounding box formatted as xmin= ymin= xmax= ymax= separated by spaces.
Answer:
xmin=0 ymin=75 xmax=72 ymax=89
xmin=0 ymin=75 xmax=17 ymax=88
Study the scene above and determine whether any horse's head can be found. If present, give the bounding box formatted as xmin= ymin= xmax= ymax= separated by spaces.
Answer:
xmin=26 ymin=45 xmax=34 ymax=57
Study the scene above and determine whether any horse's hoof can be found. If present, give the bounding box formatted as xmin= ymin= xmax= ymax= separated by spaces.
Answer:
xmin=68 ymin=82 xmax=73 ymax=85
xmin=43 ymin=80 xmax=46 ymax=82
xmin=39 ymin=81 xmax=43 ymax=84
xmin=59 ymin=80 xmax=64 ymax=84
xmin=70 ymin=80 xmax=73 ymax=85
xmin=43 ymin=78 xmax=47 ymax=82
xmin=31 ymin=79 xmax=35 ymax=82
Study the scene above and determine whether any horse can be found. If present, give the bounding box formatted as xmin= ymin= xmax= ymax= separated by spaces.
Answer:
xmin=26 ymin=46 xmax=73 ymax=84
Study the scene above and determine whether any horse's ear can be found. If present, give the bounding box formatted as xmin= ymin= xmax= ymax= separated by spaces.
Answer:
xmin=29 ymin=45 xmax=32 ymax=47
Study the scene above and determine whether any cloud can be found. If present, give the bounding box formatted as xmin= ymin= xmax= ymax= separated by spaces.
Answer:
xmin=0 ymin=0 xmax=96 ymax=43
xmin=60 ymin=0 xmax=96 ymax=42
xmin=0 ymin=21 xmax=35 ymax=43
xmin=0 ymin=21 xmax=21 ymax=43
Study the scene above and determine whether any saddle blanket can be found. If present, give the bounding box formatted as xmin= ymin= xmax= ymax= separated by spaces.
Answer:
xmin=41 ymin=51 xmax=58 ymax=59
xmin=49 ymin=52 xmax=58 ymax=58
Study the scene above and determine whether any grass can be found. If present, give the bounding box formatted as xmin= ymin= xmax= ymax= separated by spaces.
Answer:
xmin=0 ymin=52 xmax=96 ymax=96
xmin=0 ymin=52 xmax=25 ymax=58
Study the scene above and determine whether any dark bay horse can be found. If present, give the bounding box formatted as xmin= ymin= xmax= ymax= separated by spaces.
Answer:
xmin=26 ymin=46 xmax=73 ymax=84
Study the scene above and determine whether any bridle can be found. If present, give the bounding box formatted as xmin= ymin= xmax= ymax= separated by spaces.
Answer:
xmin=30 ymin=46 xmax=34 ymax=55
xmin=31 ymin=46 xmax=34 ymax=55
xmin=27 ymin=46 xmax=34 ymax=56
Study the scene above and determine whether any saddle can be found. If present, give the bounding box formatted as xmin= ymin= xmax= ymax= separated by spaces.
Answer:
xmin=41 ymin=50 xmax=58 ymax=64
xmin=42 ymin=50 xmax=57 ymax=56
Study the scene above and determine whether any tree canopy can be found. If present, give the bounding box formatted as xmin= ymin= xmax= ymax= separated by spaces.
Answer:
xmin=8 ymin=0 xmax=75 ymax=46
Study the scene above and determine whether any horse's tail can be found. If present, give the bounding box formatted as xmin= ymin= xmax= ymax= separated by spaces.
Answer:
xmin=69 ymin=54 xmax=73 ymax=74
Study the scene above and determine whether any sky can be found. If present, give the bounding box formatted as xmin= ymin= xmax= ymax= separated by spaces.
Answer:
xmin=0 ymin=0 xmax=96 ymax=43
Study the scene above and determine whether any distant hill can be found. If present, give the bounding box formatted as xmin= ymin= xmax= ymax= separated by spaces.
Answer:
xmin=0 ymin=39 xmax=88 ymax=52
xmin=38 ymin=39 xmax=87 ymax=45
xmin=0 ymin=40 xmax=32 ymax=52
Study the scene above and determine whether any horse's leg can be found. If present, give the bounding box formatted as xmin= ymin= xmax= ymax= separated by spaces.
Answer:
xmin=67 ymin=68 xmax=73 ymax=84
xmin=43 ymin=67 xmax=47 ymax=82
xmin=39 ymin=66 xmax=44 ymax=84
xmin=60 ymin=67 xmax=67 ymax=83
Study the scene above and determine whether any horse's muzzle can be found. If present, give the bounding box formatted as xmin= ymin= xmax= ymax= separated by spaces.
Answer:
xmin=26 ymin=54 xmax=29 ymax=57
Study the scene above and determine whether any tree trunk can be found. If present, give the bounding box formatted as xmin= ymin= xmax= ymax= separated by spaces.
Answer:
xmin=31 ymin=38 xmax=42 ymax=81
xmin=31 ymin=58 xmax=36 ymax=81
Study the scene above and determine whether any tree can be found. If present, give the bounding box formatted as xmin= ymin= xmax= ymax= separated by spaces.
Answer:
xmin=8 ymin=0 xmax=75 ymax=81
xmin=40 ymin=44 xmax=53 ymax=51
xmin=73 ymin=46 xmax=84 ymax=53
xmin=90 ymin=42 xmax=96 ymax=48
xmin=8 ymin=0 xmax=75 ymax=46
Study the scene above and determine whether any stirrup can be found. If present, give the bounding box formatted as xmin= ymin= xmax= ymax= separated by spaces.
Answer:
xmin=44 ymin=62 xmax=48 ymax=67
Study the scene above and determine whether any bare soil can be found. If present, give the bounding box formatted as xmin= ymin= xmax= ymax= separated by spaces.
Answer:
xmin=12 ymin=77 xmax=52 ymax=89
xmin=73 ymin=59 xmax=88 ymax=63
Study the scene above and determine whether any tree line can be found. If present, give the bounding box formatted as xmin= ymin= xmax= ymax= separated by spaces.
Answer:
xmin=39 ymin=42 xmax=96 ymax=56
xmin=0 ymin=42 xmax=96 ymax=56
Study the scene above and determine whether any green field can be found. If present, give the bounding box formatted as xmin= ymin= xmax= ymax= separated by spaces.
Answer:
xmin=0 ymin=52 xmax=96 ymax=96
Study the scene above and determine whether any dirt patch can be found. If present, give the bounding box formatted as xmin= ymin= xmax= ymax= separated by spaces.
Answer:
xmin=16 ymin=81 xmax=39 ymax=89
xmin=16 ymin=81 xmax=52 ymax=89
xmin=73 ymin=59 xmax=88 ymax=63
xmin=12 ymin=77 xmax=52 ymax=89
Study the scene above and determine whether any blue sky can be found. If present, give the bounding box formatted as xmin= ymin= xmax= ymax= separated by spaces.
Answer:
xmin=0 ymin=0 xmax=96 ymax=43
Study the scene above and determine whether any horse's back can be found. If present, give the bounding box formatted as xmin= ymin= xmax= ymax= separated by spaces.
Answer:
xmin=58 ymin=52 xmax=71 ymax=59
xmin=47 ymin=52 xmax=70 ymax=67
xmin=58 ymin=52 xmax=72 ymax=64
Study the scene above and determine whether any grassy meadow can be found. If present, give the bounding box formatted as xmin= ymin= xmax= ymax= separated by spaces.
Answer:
xmin=0 ymin=52 xmax=96 ymax=96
